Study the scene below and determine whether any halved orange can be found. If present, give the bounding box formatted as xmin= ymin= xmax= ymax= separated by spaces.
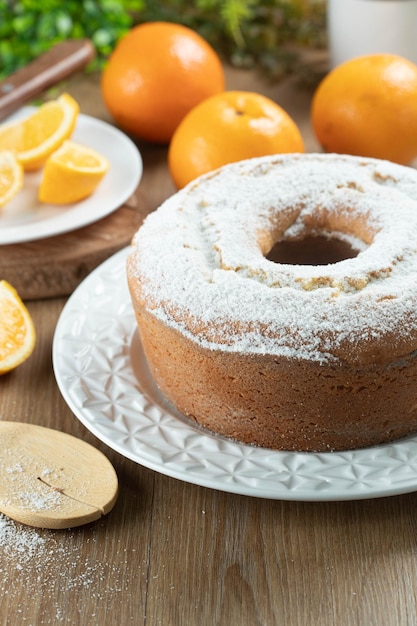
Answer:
xmin=0 ymin=151 xmax=23 ymax=208
xmin=38 ymin=140 xmax=110 ymax=204
xmin=0 ymin=280 xmax=36 ymax=375
xmin=0 ymin=93 xmax=80 ymax=171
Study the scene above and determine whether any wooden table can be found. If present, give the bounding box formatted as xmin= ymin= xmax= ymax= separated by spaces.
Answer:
xmin=2 ymin=54 xmax=417 ymax=626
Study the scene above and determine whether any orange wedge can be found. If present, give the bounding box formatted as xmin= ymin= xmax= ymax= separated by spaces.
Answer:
xmin=38 ymin=140 xmax=110 ymax=204
xmin=0 ymin=93 xmax=80 ymax=171
xmin=0 ymin=151 xmax=23 ymax=208
xmin=0 ymin=280 xmax=36 ymax=375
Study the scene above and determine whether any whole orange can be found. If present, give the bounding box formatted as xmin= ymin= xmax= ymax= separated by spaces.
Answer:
xmin=101 ymin=21 xmax=225 ymax=143
xmin=311 ymin=54 xmax=417 ymax=165
xmin=168 ymin=90 xmax=304 ymax=188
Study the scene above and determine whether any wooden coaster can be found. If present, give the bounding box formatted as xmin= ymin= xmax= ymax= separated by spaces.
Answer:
xmin=0 ymin=186 xmax=149 ymax=300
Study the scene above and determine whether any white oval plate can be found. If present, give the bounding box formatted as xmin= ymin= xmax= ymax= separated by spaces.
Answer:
xmin=53 ymin=248 xmax=417 ymax=501
xmin=0 ymin=108 xmax=142 ymax=244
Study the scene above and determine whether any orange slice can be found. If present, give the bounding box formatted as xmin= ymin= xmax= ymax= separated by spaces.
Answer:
xmin=0 ymin=93 xmax=80 ymax=171
xmin=0 ymin=280 xmax=36 ymax=375
xmin=0 ymin=151 xmax=23 ymax=208
xmin=38 ymin=140 xmax=110 ymax=204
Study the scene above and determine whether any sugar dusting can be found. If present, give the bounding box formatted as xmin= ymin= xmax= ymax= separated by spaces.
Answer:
xmin=127 ymin=153 xmax=417 ymax=363
xmin=0 ymin=451 xmax=141 ymax=623
xmin=3 ymin=457 xmax=63 ymax=512
xmin=1 ymin=446 xmax=75 ymax=515
xmin=0 ymin=512 xmax=143 ymax=624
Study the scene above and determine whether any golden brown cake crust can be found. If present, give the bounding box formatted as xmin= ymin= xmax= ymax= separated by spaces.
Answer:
xmin=133 ymin=305 xmax=417 ymax=452
xmin=127 ymin=154 xmax=417 ymax=451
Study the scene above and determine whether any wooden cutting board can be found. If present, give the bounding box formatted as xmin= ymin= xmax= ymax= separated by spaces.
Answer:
xmin=0 ymin=185 xmax=149 ymax=300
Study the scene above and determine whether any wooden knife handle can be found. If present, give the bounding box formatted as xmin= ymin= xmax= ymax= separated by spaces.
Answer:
xmin=0 ymin=39 xmax=95 ymax=121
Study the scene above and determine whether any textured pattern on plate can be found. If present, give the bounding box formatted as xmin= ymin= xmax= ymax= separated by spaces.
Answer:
xmin=53 ymin=248 xmax=417 ymax=501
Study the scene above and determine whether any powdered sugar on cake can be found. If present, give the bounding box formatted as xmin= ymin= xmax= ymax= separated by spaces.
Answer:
xmin=128 ymin=154 xmax=417 ymax=363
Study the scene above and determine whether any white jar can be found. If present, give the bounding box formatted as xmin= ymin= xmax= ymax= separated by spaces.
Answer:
xmin=328 ymin=0 xmax=417 ymax=68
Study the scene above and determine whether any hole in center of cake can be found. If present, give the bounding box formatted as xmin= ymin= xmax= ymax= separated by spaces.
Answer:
xmin=266 ymin=234 xmax=363 ymax=266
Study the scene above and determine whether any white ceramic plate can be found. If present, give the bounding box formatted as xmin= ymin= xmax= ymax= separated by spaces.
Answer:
xmin=52 ymin=248 xmax=417 ymax=501
xmin=0 ymin=108 xmax=142 ymax=244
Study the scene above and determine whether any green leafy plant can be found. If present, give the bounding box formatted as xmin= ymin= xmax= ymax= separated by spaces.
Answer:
xmin=0 ymin=0 xmax=144 ymax=78
xmin=197 ymin=0 xmax=327 ymax=78
xmin=0 ymin=0 xmax=326 ymax=80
